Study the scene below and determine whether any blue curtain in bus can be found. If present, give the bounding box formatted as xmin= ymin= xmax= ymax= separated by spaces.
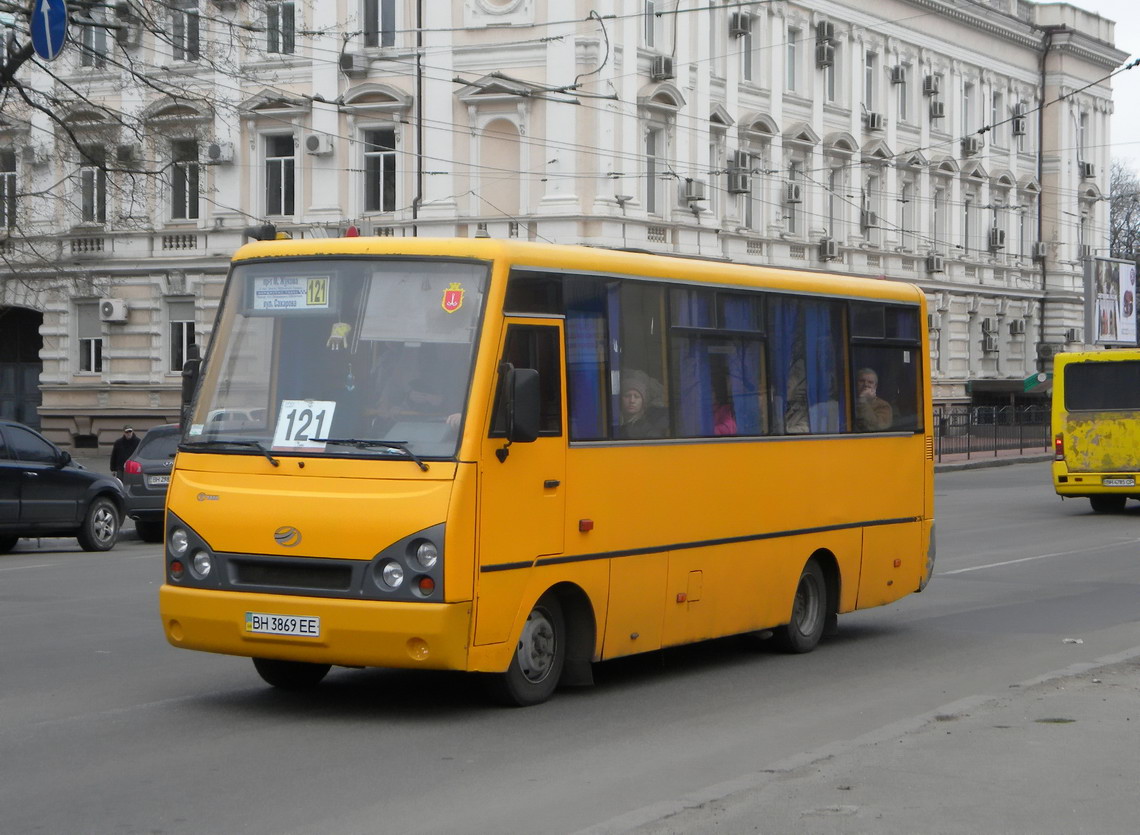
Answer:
xmin=675 ymin=338 xmax=714 ymax=435
xmin=805 ymin=304 xmax=845 ymax=433
xmin=721 ymin=298 xmax=762 ymax=434
xmin=770 ymin=299 xmax=846 ymax=434
xmin=565 ymin=283 xmax=607 ymax=440
xmin=769 ymin=301 xmax=801 ymax=433
xmin=606 ymin=283 xmax=622 ymax=437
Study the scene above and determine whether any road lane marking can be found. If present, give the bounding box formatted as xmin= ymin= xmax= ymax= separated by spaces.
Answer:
xmin=939 ymin=537 xmax=1140 ymax=575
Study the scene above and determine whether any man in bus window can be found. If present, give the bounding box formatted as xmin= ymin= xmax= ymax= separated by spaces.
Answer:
xmin=854 ymin=367 xmax=893 ymax=431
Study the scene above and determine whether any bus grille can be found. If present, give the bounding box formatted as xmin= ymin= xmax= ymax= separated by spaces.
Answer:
xmin=229 ymin=558 xmax=353 ymax=591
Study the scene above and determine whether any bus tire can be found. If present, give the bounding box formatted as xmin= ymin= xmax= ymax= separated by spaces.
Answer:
xmin=774 ymin=560 xmax=828 ymax=654
xmin=134 ymin=520 xmax=164 ymax=543
xmin=1090 ymin=496 xmax=1126 ymax=513
xmin=486 ymin=594 xmax=566 ymax=707
xmin=0 ymin=535 xmax=18 ymax=554
xmin=77 ymin=496 xmax=121 ymax=552
xmin=252 ymin=657 xmax=331 ymax=690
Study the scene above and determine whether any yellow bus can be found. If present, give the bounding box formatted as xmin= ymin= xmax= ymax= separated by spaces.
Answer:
xmin=159 ymin=238 xmax=935 ymax=705
xmin=1052 ymin=349 xmax=1140 ymax=513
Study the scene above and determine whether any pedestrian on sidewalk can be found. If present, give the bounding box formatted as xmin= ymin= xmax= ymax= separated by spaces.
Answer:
xmin=109 ymin=426 xmax=139 ymax=480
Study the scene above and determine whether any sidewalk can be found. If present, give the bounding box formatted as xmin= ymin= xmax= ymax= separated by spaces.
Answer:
xmin=934 ymin=448 xmax=1052 ymax=472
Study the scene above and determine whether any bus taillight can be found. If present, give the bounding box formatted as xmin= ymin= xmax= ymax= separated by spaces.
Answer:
xmin=1054 ymin=435 xmax=1064 ymax=460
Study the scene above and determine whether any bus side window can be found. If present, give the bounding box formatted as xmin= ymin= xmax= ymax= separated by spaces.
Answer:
xmin=490 ymin=325 xmax=563 ymax=437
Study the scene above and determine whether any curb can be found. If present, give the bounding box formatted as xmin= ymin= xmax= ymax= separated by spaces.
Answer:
xmin=934 ymin=453 xmax=1052 ymax=473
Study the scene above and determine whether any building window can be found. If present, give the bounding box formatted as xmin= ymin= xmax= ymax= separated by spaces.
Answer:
xmin=826 ymin=168 xmax=840 ymax=237
xmin=267 ymin=1 xmax=296 ymax=54
xmin=77 ymin=303 xmax=103 ymax=374
xmin=168 ymin=300 xmax=196 ymax=372
xmin=899 ymin=181 xmax=915 ymax=252
xmin=932 ymin=185 xmax=946 ymax=249
xmin=787 ymin=160 xmax=802 ymax=235
xmin=265 ymin=134 xmax=295 ymax=217
xmin=78 ymin=8 xmax=109 ymax=68
xmin=79 ymin=145 xmax=107 ymax=224
xmin=364 ymin=0 xmax=395 ymax=48
xmin=364 ymin=128 xmax=396 ymax=213
xmin=963 ymin=82 xmax=974 ymax=134
xmin=743 ymin=151 xmax=762 ymax=230
xmin=1078 ymin=111 xmax=1089 ymax=161
xmin=864 ymin=173 xmax=881 ymax=246
xmin=864 ymin=51 xmax=877 ymax=112
xmin=741 ymin=16 xmax=754 ymax=82
xmin=897 ymin=65 xmax=909 ymax=121
xmin=646 ymin=128 xmax=664 ymax=215
xmin=963 ymin=190 xmax=977 ymax=255
xmin=991 ymin=91 xmax=1005 ymax=147
xmin=785 ymin=28 xmax=798 ymax=92
xmin=825 ymin=43 xmax=839 ymax=103
xmin=1 ymin=150 xmax=15 ymax=229
xmin=644 ymin=0 xmax=660 ymax=49
xmin=171 ymin=140 xmax=200 ymax=221
xmin=172 ymin=1 xmax=201 ymax=62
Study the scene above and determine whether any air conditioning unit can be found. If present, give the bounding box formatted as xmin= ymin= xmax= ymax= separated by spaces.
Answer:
xmin=1032 ymin=240 xmax=1048 ymax=260
xmin=115 ymin=23 xmax=141 ymax=48
xmin=890 ymin=65 xmax=906 ymax=85
xmin=785 ymin=181 xmax=803 ymax=204
xmin=1066 ymin=328 xmax=1082 ymax=343
xmin=962 ymin=136 xmax=982 ymax=157
xmin=1012 ymin=117 xmax=1027 ymax=136
xmin=1013 ymin=102 xmax=1027 ymax=117
xmin=815 ymin=42 xmax=835 ymax=69
xmin=729 ymin=12 xmax=752 ymax=37
xmin=1009 ymin=319 xmax=1026 ymax=335
xmin=99 ymin=298 xmax=128 ymax=323
xmin=339 ymin=51 xmax=369 ymax=78
xmin=983 ymin=334 xmax=999 ymax=354
xmin=982 ymin=317 xmax=996 ymax=333
xmin=988 ymin=228 xmax=1006 ymax=251
xmin=926 ymin=254 xmax=945 ymax=273
xmin=201 ymin=141 xmax=234 ymax=164
xmin=929 ymin=100 xmax=945 ymax=120
xmin=1036 ymin=342 xmax=1056 ymax=359
xmin=651 ymin=55 xmax=675 ymax=81
xmin=816 ymin=21 xmax=835 ymax=43
xmin=1079 ymin=161 xmax=1096 ymax=179
xmin=865 ymin=112 xmax=886 ymax=132
xmin=732 ymin=149 xmax=750 ymax=171
xmin=860 ymin=209 xmax=879 ymax=230
xmin=923 ymin=75 xmax=940 ymax=96
xmin=22 ymin=144 xmax=49 ymax=166
xmin=304 ymin=134 xmax=334 ymax=156
xmin=727 ymin=171 xmax=750 ymax=194
xmin=928 ymin=313 xmax=942 ymax=331
xmin=1078 ymin=244 xmax=1092 ymax=259
xmin=819 ymin=238 xmax=840 ymax=261
xmin=683 ymin=179 xmax=707 ymax=203
xmin=115 ymin=144 xmax=137 ymax=164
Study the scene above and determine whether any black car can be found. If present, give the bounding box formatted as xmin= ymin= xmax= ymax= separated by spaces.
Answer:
xmin=0 ymin=420 xmax=125 ymax=553
xmin=122 ymin=423 xmax=180 ymax=543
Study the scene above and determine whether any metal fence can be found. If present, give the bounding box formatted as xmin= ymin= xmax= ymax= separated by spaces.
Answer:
xmin=933 ymin=406 xmax=1051 ymax=462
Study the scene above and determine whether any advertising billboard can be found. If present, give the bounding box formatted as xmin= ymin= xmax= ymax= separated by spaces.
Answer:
xmin=1089 ymin=258 xmax=1138 ymax=346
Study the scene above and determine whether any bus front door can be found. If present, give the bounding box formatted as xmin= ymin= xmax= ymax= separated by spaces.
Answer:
xmin=475 ymin=320 xmax=567 ymax=646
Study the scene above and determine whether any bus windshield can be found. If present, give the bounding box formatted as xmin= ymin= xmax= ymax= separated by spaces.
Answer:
xmin=186 ymin=257 xmax=489 ymax=459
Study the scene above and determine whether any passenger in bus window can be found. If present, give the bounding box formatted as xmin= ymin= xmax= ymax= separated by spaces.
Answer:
xmin=617 ymin=370 xmax=663 ymax=439
xmin=854 ymin=367 xmax=893 ymax=431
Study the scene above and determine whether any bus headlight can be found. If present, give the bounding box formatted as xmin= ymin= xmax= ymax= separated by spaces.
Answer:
xmin=380 ymin=560 xmax=405 ymax=589
xmin=413 ymin=540 xmax=439 ymax=570
xmin=169 ymin=527 xmax=190 ymax=557
xmin=191 ymin=550 xmax=213 ymax=579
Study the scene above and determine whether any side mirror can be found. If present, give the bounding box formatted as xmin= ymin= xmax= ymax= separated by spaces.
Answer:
xmin=56 ymin=449 xmax=72 ymax=468
xmin=180 ymin=345 xmax=202 ymax=432
xmin=502 ymin=365 xmax=541 ymax=444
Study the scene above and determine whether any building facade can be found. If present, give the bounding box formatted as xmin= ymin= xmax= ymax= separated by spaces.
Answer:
xmin=0 ymin=0 xmax=1128 ymax=448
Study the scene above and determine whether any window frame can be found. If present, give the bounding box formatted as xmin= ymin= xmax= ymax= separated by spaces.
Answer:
xmin=264 ymin=133 xmax=296 ymax=218
xmin=364 ymin=0 xmax=396 ymax=49
xmin=267 ymin=1 xmax=296 ymax=55
xmin=171 ymin=0 xmax=201 ymax=63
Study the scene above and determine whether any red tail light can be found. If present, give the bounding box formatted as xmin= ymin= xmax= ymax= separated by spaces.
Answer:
xmin=124 ymin=460 xmax=142 ymax=474
xmin=1054 ymin=435 xmax=1064 ymax=461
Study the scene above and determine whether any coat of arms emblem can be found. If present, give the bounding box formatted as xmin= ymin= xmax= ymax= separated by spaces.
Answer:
xmin=442 ymin=282 xmax=465 ymax=313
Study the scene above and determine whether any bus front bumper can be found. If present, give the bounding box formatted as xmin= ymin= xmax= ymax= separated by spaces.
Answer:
xmin=160 ymin=585 xmax=472 ymax=670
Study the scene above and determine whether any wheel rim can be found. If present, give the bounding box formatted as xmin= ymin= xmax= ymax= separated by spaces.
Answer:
xmin=791 ymin=572 xmax=823 ymax=637
xmin=92 ymin=505 xmax=117 ymax=545
xmin=515 ymin=607 xmax=557 ymax=684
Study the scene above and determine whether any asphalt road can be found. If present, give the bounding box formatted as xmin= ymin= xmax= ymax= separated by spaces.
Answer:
xmin=2 ymin=461 xmax=1138 ymax=834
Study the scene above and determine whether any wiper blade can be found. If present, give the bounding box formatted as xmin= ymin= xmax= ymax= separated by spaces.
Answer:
xmin=182 ymin=439 xmax=280 ymax=467
xmin=310 ymin=438 xmax=429 ymax=472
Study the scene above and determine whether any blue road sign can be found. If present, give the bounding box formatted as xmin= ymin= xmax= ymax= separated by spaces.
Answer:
xmin=31 ymin=0 xmax=69 ymax=62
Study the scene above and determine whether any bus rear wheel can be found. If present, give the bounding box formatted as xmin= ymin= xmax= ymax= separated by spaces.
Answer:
xmin=486 ymin=594 xmax=565 ymax=707
xmin=252 ymin=657 xmax=331 ymax=690
xmin=1090 ymin=496 xmax=1127 ymax=513
xmin=774 ymin=560 xmax=828 ymax=654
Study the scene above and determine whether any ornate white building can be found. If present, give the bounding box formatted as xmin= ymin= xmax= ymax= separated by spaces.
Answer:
xmin=0 ymin=0 xmax=1128 ymax=448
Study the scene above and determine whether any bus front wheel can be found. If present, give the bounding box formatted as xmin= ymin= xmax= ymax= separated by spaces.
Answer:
xmin=1090 ymin=496 xmax=1127 ymax=513
xmin=252 ymin=657 xmax=331 ymax=690
xmin=487 ymin=594 xmax=566 ymax=707
xmin=775 ymin=560 xmax=828 ymax=654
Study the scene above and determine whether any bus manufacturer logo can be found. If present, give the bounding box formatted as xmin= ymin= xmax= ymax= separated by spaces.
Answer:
xmin=442 ymin=282 xmax=465 ymax=314
xmin=274 ymin=526 xmax=302 ymax=547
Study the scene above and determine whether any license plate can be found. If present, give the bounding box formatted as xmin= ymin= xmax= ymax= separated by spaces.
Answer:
xmin=245 ymin=612 xmax=321 ymax=637
xmin=1103 ymin=477 xmax=1135 ymax=487
xmin=147 ymin=474 xmax=170 ymax=487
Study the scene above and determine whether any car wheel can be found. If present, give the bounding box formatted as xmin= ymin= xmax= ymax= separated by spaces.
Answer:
xmin=0 ymin=536 xmax=18 ymax=554
xmin=252 ymin=657 xmax=331 ymax=690
xmin=134 ymin=520 xmax=164 ymax=543
xmin=485 ymin=593 xmax=566 ymax=707
xmin=77 ymin=497 xmax=121 ymax=551
xmin=1089 ymin=495 xmax=1127 ymax=514
xmin=773 ymin=559 xmax=828 ymax=654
